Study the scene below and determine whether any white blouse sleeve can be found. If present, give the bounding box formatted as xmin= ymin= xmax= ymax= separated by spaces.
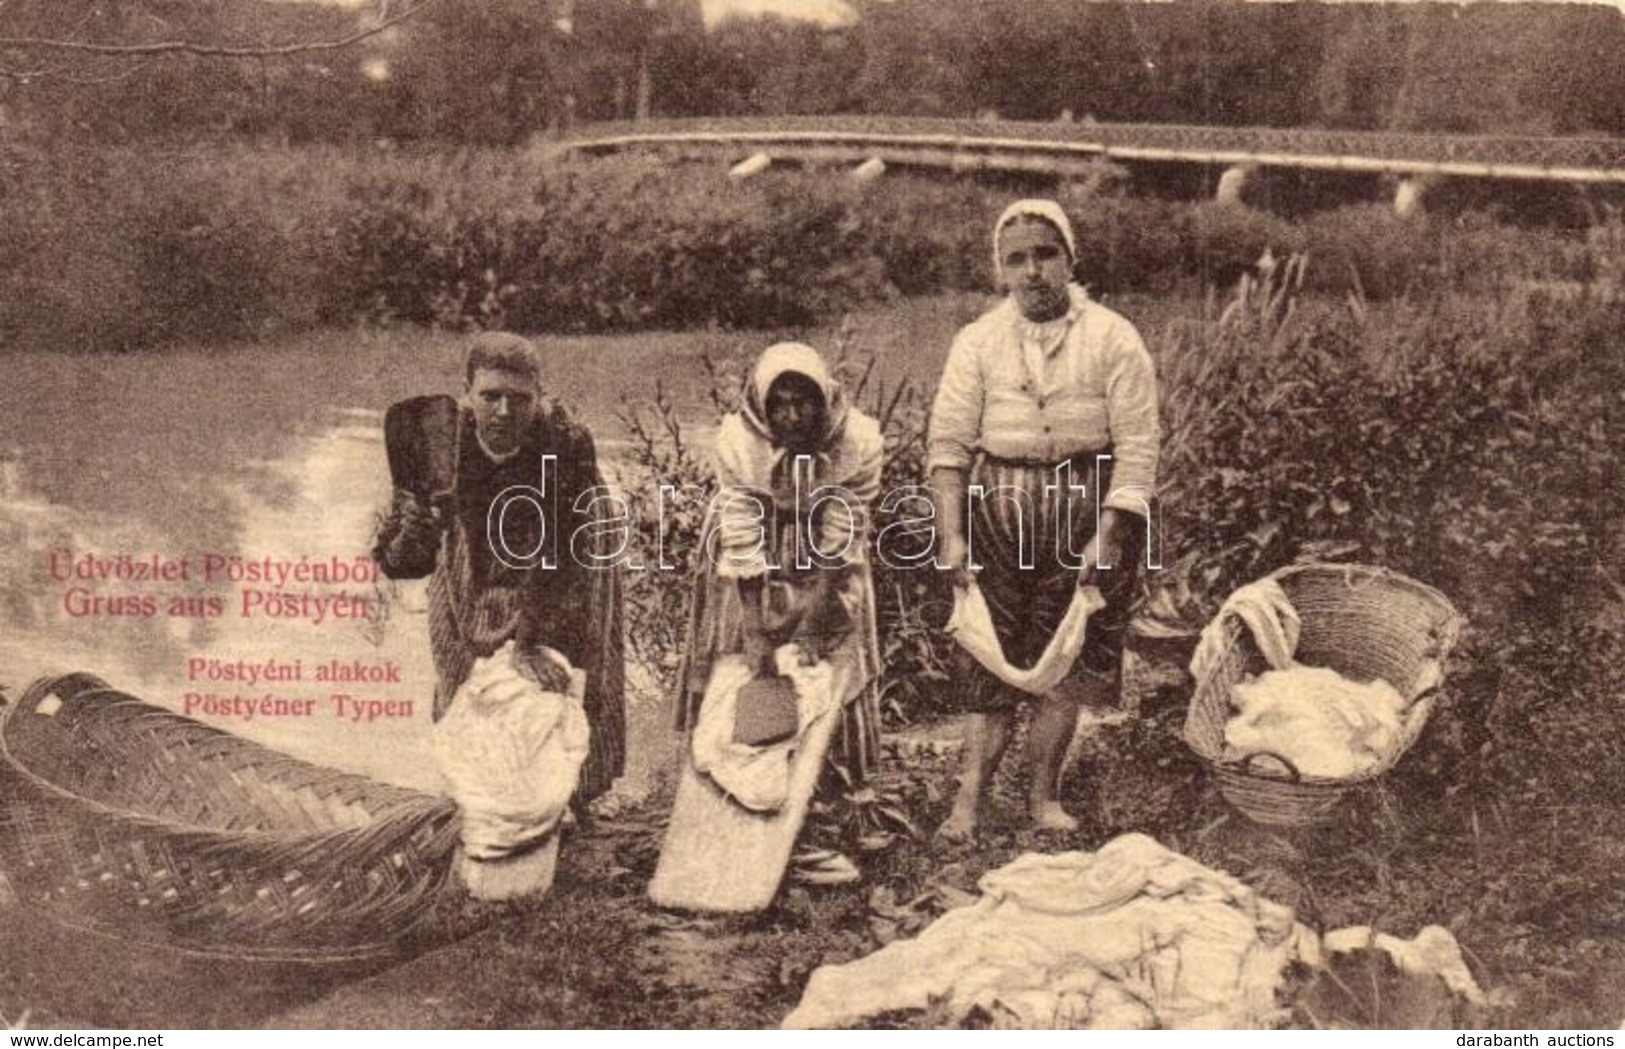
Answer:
xmin=926 ymin=330 xmax=984 ymax=474
xmin=1102 ymin=321 xmax=1160 ymax=516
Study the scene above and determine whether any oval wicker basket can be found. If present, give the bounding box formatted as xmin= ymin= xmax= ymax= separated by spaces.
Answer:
xmin=0 ymin=673 xmax=461 ymax=962
xmin=1182 ymin=563 xmax=1464 ymax=827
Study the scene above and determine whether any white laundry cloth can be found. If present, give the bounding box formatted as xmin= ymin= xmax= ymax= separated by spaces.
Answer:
xmin=434 ymin=641 xmax=590 ymax=859
xmin=1224 ymin=664 xmax=1408 ymax=779
xmin=1190 ymin=578 xmax=1302 ymax=686
xmin=1321 ymin=925 xmax=1488 ymax=1007
xmin=691 ymin=645 xmax=840 ymax=813
xmin=784 ymin=833 xmax=1315 ymax=1030
xmin=948 ymin=583 xmax=1106 ymax=695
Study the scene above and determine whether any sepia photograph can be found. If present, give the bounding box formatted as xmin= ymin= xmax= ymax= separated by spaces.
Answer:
xmin=1 ymin=0 xmax=1623 ymax=1032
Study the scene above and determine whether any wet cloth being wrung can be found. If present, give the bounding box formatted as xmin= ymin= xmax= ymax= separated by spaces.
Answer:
xmin=948 ymin=583 xmax=1106 ymax=695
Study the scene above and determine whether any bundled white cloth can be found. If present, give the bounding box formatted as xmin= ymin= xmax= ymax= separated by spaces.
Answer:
xmin=948 ymin=583 xmax=1106 ymax=695
xmin=1224 ymin=665 xmax=1408 ymax=779
xmin=783 ymin=834 xmax=1315 ymax=1030
xmin=1190 ymin=578 xmax=1302 ymax=687
xmin=691 ymin=645 xmax=839 ymax=813
xmin=433 ymin=641 xmax=590 ymax=859
xmin=1321 ymin=926 xmax=1489 ymax=1007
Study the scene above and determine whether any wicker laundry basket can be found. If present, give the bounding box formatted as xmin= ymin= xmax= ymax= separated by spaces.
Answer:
xmin=1183 ymin=563 xmax=1464 ymax=826
xmin=0 ymin=673 xmax=461 ymax=961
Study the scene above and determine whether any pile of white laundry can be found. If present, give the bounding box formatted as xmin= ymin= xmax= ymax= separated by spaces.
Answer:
xmin=785 ymin=834 xmax=1310 ymax=1030
xmin=783 ymin=834 xmax=1488 ymax=1030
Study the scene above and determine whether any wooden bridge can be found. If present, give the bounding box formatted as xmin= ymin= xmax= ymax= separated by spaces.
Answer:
xmin=552 ymin=115 xmax=1625 ymax=211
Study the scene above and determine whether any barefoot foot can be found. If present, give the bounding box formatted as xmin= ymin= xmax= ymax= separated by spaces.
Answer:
xmin=1029 ymin=801 xmax=1080 ymax=833
xmin=935 ymin=805 xmax=980 ymax=844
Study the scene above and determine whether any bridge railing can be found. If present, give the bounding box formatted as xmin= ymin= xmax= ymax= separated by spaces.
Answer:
xmin=554 ymin=115 xmax=1625 ymax=173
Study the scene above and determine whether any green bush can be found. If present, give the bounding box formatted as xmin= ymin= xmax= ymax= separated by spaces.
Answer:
xmin=330 ymin=155 xmax=898 ymax=333
xmin=1184 ymin=202 xmax=1307 ymax=289
xmin=0 ymin=145 xmax=146 ymax=353
xmin=1297 ymin=206 xmax=1438 ymax=299
xmin=1062 ymin=194 xmax=1192 ymax=296
xmin=0 ymin=141 xmax=1610 ymax=354
xmin=855 ymin=178 xmax=988 ymax=297
xmin=1153 ymin=254 xmax=1625 ymax=635
xmin=1 ymin=144 xmax=351 ymax=351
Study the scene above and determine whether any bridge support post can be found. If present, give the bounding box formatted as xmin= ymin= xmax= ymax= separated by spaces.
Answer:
xmin=850 ymin=157 xmax=887 ymax=183
xmin=728 ymin=152 xmax=772 ymax=180
xmin=1216 ymin=164 xmax=1255 ymax=206
xmin=1394 ymin=176 xmax=1431 ymax=217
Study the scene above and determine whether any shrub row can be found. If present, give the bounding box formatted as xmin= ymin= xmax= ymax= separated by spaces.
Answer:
xmin=0 ymin=141 xmax=1607 ymax=353
xmin=1155 ymin=258 xmax=1625 ymax=638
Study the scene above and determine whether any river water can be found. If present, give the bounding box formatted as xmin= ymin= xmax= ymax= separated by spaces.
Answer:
xmin=4 ymin=408 xmax=434 ymax=790
xmin=0 ymin=340 xmax=748 ymax=1025
xmin=0 ymin=400 xmax=677 ymax=797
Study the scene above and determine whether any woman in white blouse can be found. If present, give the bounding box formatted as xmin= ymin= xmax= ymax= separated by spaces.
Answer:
xmin=928 ymin=199 xmax=1160 ymax=843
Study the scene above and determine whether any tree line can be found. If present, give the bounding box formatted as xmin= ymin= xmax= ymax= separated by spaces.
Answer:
xmin=3 ymin=0 xmax=1622 ymax=144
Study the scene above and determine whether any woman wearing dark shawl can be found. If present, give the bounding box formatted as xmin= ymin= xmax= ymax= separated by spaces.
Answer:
xmin=675 ymin=342 xmax=884 ymax=791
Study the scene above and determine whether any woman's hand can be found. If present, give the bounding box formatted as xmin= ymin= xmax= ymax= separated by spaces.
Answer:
xmin=374 ymin=488 xmax=442 ymax=578
xmin=515 ymin=646 xmax=574 ymax=694
xmin=742 ymin=631 xmax=777 ymax=676
xmin=1077 ymin=512 xmax=1125 ymax=589
xmin=759 ymin=599 xmax=804 ymax=645
xmin=741 ymin=575 xmax=802 ymax=674
xmin=390 ymin=489 xmax=438 ymax=539
xmin=930 ymin=466 xmax=973 ymax=590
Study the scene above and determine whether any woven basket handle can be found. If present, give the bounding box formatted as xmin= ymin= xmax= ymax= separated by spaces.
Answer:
xmin=1229 ymin=750 xmax=1304 ymax=782
xmin=12 ymin=673 xmax=111 ymax=720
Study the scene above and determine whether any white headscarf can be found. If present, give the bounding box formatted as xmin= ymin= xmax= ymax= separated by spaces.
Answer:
xmin=993 ymin=199 xmax=1078 ymax=274
xmin=740 ymin=341 xmax=851 ymax=450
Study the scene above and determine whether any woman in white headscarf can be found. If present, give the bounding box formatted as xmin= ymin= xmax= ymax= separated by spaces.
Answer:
xmin=675 ymin=342 xmax=884 ymax=787
xmin=928 ymin=200 xmax=1161 ymax=842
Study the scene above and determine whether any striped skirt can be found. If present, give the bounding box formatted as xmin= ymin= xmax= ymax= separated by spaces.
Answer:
xmin=956 ymin=451 xmax=1145 ymax=713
